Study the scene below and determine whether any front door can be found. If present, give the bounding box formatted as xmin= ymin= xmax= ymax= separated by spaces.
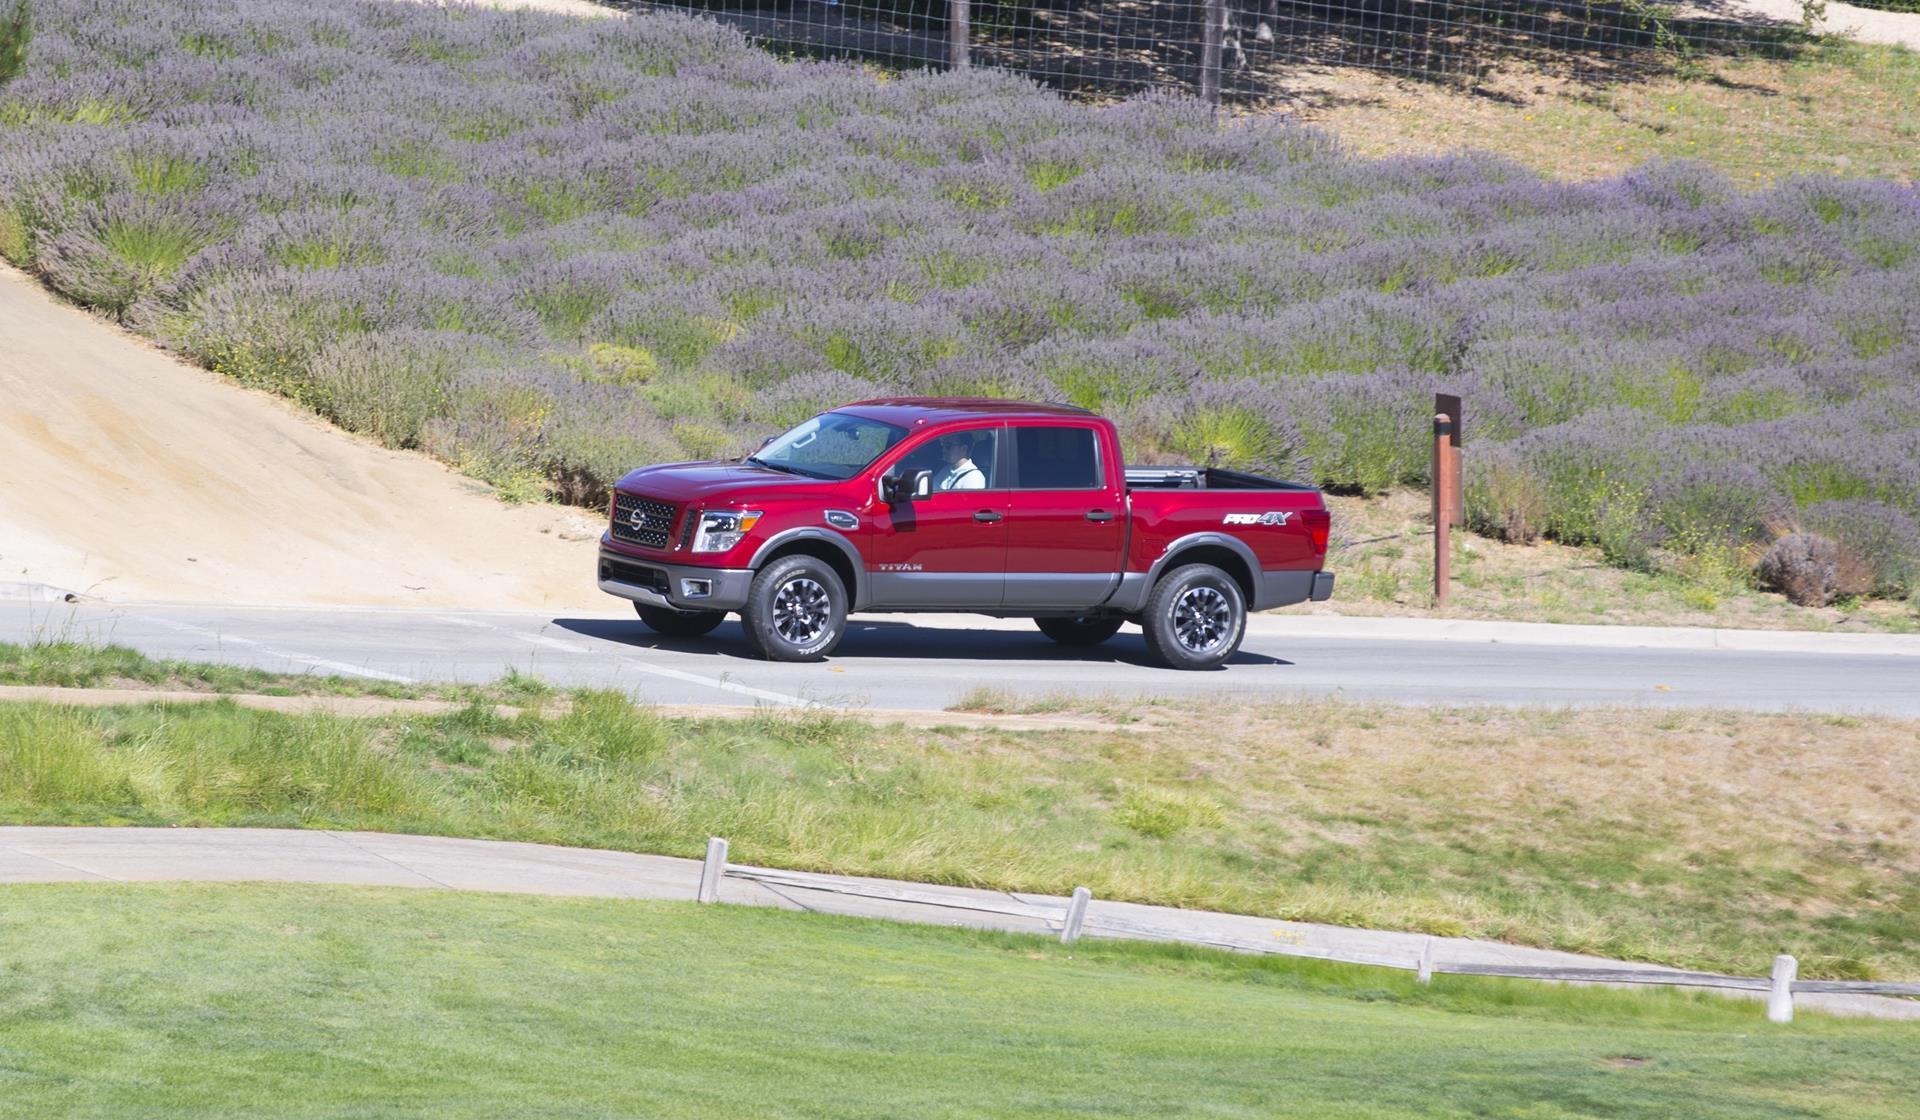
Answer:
xmin=1003 ymin=421 xmax=1126 ymax=609
xmin=866 ymin=425 xmax=1007 ymax=608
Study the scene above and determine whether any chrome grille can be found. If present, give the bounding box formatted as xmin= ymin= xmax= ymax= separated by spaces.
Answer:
xmin=611 ymin=493 xmax=678 ymax=550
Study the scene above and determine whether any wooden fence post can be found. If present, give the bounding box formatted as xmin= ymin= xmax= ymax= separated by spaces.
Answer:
xmin=1432 ymin=412 xmax=1454 ymax=608
xmin=698 ymin=836 xmax=728 ymax=904
xmin=1060 ymin=886 xmax=1091 ymax=945
xmin=949 ymin=0 xmax=969 ymax=69
xmin=1199 ymin=0 xmax=1225 ymax=108
xmin=1768 ymin=954 xmax=1797 ymax=1023
xmin=1416 ymin=938 xmax=1434 ymax=984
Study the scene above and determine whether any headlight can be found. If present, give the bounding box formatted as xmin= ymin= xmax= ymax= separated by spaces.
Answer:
xmin=691 ymin=509 xmax=762 ymax=553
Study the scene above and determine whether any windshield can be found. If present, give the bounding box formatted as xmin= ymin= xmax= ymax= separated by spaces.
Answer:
xmin=749 ymin=411 xmax=908 ymax=481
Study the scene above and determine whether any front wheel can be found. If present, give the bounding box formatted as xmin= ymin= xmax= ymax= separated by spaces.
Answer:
xmin=634 ymin=603 xmax=727 ymax=639
xmin=739 ymin=555 xmax=848 ymax=661
xmin=1035 ymin=616 xmax=1124 ymax=646
xmin=1140 ymin=564 xmax=1246 ymax=670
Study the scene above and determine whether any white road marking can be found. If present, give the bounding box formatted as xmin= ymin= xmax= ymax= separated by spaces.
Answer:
xmin=144 ymin=616 xmax=416 ymax=684
xmin=504 ymin=627 xmax=815 ymax=708
xmin=512 ymin=633 xmax=592 ymax=654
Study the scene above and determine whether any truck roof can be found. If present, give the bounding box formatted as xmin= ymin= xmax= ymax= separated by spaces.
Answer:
xmin=837 ymin=398 xmax=1098 ymax=427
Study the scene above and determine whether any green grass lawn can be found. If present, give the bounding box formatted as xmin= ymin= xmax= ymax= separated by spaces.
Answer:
xmin=0 ymin=639 xmax=553 ymax=701
xmin=0 ymin=883 xmax=1913 ymax=1119
xmin=4 ymin=680 xmax=1919 ymax=981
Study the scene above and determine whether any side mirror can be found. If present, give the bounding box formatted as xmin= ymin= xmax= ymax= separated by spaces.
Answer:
xmin=880 ymin=470 xmax=934 ymax=504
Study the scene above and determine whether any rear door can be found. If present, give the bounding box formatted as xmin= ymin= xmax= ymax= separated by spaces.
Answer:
xmin=1003 ymin=421 xmax=1126 ymax=609
xmin=865 ymin=424 xmax=1009 ymax=608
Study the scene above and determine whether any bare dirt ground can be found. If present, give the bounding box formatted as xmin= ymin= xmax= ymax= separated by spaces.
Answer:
xmin=0 ymin=262 xmax=607 ymax=610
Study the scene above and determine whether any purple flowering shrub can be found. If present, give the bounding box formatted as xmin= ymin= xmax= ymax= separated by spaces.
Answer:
xmin=1 ymin=0 xmax=1917 ymax=591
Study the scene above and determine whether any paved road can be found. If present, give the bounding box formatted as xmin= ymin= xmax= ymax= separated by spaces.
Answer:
xmin=4 ymin=826 xmax=1910 ymax=1019
xmin=5 ymin=597 xmax=1917 ymax=715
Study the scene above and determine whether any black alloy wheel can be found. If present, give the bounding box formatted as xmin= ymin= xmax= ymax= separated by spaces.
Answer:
xmin=740 ymin=554 xmax=848 ymax=661
xmin=1140 ymin=563 xmax=1247 ymax=670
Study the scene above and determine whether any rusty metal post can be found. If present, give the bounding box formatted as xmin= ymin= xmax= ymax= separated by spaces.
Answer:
xmin=1433 ymin=412 xmax=1454 ymax=609
xmin=1450 ymin=444 xmax=1464 ymax=527
xmin=1200 ymin=0 xmax=1225 ymax=108
xmin=949 ymin=0 xmax=969 ymax=69
xmin=1436 ymin=393 xmax=1464 ymax=527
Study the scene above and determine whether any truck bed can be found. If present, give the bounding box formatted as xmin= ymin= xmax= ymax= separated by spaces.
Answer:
xmin=1124 ymin=466 xmax=1315 ymax=492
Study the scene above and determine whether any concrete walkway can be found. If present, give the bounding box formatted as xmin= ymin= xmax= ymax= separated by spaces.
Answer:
xmin=3 ymin=827 xmax=1913 ymax=1020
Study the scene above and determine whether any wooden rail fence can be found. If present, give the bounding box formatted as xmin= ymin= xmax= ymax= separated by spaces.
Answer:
xmin=694 ymin=838 xmax=1920 ymax=1023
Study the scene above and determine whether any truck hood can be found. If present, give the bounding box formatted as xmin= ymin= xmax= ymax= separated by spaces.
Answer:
xmin=615 ymin=460 xmax=848 ymax=505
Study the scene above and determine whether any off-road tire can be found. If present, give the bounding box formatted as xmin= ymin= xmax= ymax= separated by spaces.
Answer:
xmin=634 ymin=603 xmax=727 ymax=638
xmin=1035 ymin=616 xmax=1124 ymax=646
xmin=739 ymin=555 xmax=848 ymax=661
xmin=1140 ymin=563 xmax=1246 ymax=670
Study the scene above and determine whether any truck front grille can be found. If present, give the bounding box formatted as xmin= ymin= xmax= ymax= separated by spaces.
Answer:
xmin=611 ymin=493 xmax=678 ymax=550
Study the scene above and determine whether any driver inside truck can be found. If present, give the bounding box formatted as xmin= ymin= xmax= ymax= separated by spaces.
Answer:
xmin=937 ymin=435 xmax=985 ymax=491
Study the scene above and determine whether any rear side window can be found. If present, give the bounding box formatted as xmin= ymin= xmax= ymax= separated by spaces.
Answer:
xmin=1013 ymin=425 xmax=1101 ymax=490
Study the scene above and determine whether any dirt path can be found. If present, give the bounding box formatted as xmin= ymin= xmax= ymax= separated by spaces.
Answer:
xmin=0 ymin=262 xmax=606 ymax=609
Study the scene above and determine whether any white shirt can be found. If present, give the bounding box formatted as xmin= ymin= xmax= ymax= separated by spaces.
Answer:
xmin=939 ymin=459 xmax=985 ymax=490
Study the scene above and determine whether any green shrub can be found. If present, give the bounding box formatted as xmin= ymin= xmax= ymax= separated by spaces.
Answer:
xmin=0 ymin=0 xmax=29 ymax=86
xmin=1464 ymin=447 xmax=1547 ymax=544
xmin=308 ymin=331 xmax=490 ymax=449
xmin=1170 ymin=401 xmax=1305 ymax=479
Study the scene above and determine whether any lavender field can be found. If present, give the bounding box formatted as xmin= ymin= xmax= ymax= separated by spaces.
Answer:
xmin=1 ymin=0 xmax=1916 ymax=598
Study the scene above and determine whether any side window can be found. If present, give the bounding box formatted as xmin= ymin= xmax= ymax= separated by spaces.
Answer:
xmin=907 ymin=426 xmax=1001 ymax=492
xmin=1012 ymin=425 xmax=1101 ymax=490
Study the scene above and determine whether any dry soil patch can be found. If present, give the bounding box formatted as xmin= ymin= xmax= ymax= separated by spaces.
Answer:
xmin=0 ymin=262 xmax=605 ymax=610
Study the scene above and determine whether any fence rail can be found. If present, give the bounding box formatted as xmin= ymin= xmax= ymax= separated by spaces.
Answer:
xmin=613 ymin=0 xmax=1820 ymax=107
xmin=701 ymin=843 xmax=1919 ymax=1023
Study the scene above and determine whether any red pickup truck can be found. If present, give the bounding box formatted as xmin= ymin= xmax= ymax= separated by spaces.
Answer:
xmin=598 ymin=399 xmax=1333 ymax=668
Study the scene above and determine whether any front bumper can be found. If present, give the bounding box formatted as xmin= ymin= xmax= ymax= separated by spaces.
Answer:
xmin=598 ymin=548 xmax=753 ymax=612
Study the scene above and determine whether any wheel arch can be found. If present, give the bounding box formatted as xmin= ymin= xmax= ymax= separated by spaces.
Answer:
xmin=750 ymin=528 xmax=864 ymax=609
xmin=1146 ymin=533 xmax=1260 ymax=607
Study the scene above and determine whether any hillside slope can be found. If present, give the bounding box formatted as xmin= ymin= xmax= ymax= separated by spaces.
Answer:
xmin=0 ymin=262 xmax=605 ymax=609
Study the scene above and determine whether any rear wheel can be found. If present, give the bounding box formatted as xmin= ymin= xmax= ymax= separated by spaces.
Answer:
xmin=1035 ymin=616 xmax=1124 ymax=646
xmin=634 ymin=603 xmax=726 ymax=638
xmin=740 ymin=555 xmax=848 ymax=661
xmin=1141 ymin=563 xmax=1246 ymax=670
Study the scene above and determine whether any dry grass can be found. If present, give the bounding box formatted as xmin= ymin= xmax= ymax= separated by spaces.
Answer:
xmin=1286 ymin=490 xmax=1920 ymax=631
xmin=1269 ymin=39 xmax=1920 ymax=184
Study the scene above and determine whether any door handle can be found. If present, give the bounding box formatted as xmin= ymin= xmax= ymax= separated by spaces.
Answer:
xmin=1085 ymin=511 xmax=1115 ymax=522
xmin=973 ymin=510 xmax=1003 ymax=523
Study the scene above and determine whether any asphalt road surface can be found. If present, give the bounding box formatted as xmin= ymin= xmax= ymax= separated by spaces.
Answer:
xmin=4 ymin=597 xmax=1916 ymax=716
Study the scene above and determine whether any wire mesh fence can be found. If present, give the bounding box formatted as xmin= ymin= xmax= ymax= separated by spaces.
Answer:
xmin=603 ymin=0 xmax=1820 ymax=106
